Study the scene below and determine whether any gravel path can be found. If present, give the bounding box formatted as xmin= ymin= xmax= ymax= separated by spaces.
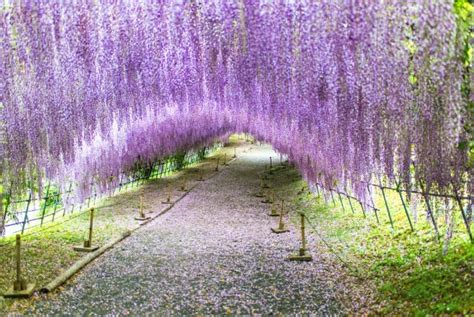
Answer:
xmin=31 ymin=145 xmax=344 ymax=315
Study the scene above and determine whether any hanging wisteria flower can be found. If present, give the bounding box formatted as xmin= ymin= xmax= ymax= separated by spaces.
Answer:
xmin=0 ymin=0 xmax=470 ymax=202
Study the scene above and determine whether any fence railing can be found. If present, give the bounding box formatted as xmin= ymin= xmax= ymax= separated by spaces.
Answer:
xmin=311 ymin=177 xmax=473 ymax=243
xmin=0 ymin=144 xmax=221 ymax=237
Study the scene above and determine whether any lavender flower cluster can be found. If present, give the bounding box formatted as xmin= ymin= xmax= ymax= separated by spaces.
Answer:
xmin=0 ymin=1 xmax=470 ymax=202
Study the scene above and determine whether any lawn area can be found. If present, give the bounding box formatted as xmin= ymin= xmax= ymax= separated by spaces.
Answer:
xmin=283 ymin=176 xmax=474 ymax=315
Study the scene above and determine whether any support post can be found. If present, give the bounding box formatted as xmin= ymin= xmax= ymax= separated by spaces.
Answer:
xmin=288 ymin=213 xmax=312 ymax=261
xmin=330 ymin=189 xmax=336 ymax=206
xmin=367 ymin=184 xmax=380 ymax=224
xmin=378 ymin=177 xmax=394 ymax=229
xmin=396 ymin=183 xmax=414 ymax=232
xmin=347 ymin=196 xmax=355 ymax=214
xmin=269 ymin=191 xmax=279 ymax=216
xmin=418 ymin=180 xmax=439 ymax=239
xmin=135 ymin=194 xmax=150 ymax=221
xmin=453 ymin=194 xmax=473 ymax=243
xmin=179 ymin=178 xmax=188 ymax=192
xmin=162 ymin=183 xmax=172 ymax=204
xmin=337 ymin=191 xmax=346 ymax=212
xmin=261 ymin=189 xmax=273 ymax=204
xmin=359 ymin=201 xmax=367 ymax=218
xmin=51 ymin=193 xmax=60 ymax=222
xmin=3 ymin=234 xmax=36 ymax=298
xmin=255 ymin=181 xmax=265 ymax=198
xmin=73 ymin=208 xmax=99 ymax=252
xmin=315 ymin=184 xmax=320 ymax=197
xmin=271 ymin=200 xmax=289 ymax=233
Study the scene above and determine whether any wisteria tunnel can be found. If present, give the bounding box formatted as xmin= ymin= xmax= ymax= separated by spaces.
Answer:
xmin=0 ymin=1 xmax=472 ymax=315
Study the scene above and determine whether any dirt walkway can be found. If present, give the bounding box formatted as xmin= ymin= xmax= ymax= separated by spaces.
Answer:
xmin=29 ymin=144 xmax=346 ymax=315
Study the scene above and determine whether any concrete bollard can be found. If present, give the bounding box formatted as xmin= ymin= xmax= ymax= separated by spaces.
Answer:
xmin=3 ymin=234 xmax=36 ymax=298
xmin=74 ymin=208 xmax=99 ymax=252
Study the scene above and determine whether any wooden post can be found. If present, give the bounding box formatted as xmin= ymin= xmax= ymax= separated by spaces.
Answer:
xmin=288 ymin=214 xmax=312 ymax=261
xmin=87 ymin=208 xmax=94 ymax=247
xmin=269 ymin=192 xmax=279 ymax=216
xmin=162 ymin=183 xmax=172 ymax=204
xmin=135 ymin=194 xmax=150 ymax=221
xmin=139 ymin=195 xmax=145 ymax=218
xmin=73 ymin=208 xmax=99 ymax=252
xmin=215 ymin=158 xmax=219 ymax=171
xmin=198 ymin=171 xmax=204 ymax=181
xmin=278 ymin=206 xmax=284 ymax=228
xmin=301 ymin=213 xmax=306 ymax=251
xmin=4 ymin=234 xmax=35 ymax=298
xmin=269 ymin=157 xmax=273 ymax=169
xmin=233 ymin=147 xmax=237 ymax=158
xmin=179 ymin=178 xmax=187 ymax=191
xmin=14 ymin=235 xmax=23 ymax=291
xmin=272 ymin=200 xmax=289 ymax=233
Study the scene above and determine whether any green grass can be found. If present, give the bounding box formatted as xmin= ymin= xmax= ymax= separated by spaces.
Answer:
xmin=286 ymin=178 xmax=474 ymax=315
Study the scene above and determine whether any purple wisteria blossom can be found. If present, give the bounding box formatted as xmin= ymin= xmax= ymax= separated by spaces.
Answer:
xmin=0 ymin=1 xmax=469 ymax=202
